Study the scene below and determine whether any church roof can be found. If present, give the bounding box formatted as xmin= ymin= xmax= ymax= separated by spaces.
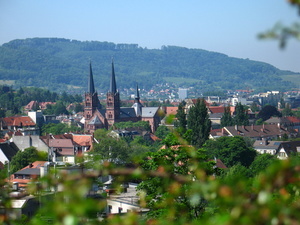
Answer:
xmin=109 ymin=60 xmax=117 ymax=94
xmin=120 ymin=108 xmax=137 ymax=118
xmin=142 ymin=107 xmax=159 ymax=117
xmin=89 ymin=116 xmax=102 ymax=125
xmin=88 ymin=62 xmax=95 ymax=94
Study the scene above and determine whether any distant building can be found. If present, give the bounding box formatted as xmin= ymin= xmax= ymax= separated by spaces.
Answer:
xmin=83 ymin=61 xmax=161 ymax=133
xmin=178 ymin=88 xmax=188 ymax=100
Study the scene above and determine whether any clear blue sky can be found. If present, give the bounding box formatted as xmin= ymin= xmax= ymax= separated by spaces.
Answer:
xmin=1 ymin=0 xmax=300 ymax=72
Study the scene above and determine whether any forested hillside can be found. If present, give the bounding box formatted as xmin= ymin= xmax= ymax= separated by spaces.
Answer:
xmin=0 ymin=38 xmax=298 ymax=93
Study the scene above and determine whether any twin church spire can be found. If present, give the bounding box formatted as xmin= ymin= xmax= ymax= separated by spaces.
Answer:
xmin=88 ymin=60 xmax=118 ymax=95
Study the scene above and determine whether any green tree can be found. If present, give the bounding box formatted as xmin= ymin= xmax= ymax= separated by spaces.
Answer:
xmin=281 ymin=103 xmax=293 ymax=117
xmin=257 ymin=104 xmax=281 ymax=121
xmin=155 ymin=125 xmax=171 ymax=140
xmin=53 ymin=101 xmax=69 ymax=115
xmin=233 ymin=102 xmax=249 ymax=126
xmin=92 ymin=135 xmax=130 ymax=164
xmin=175 ymin=101 xmax=187 ymax=135
xmin=249 ymin=153 xmax=278 ymax=176
xmin=187 ymin=98 xmax=211 ymax=148
xmin=220 ymin=106 xmax=233 ymax=127
xmin=137 ymin=145 xmax=214 ymax=220
xmin=204 ymin=136 xmax=257 ymax=168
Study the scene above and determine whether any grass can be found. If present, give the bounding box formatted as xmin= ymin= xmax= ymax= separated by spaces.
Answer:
xmin=0 ymin=80 xmax=15 ymax=85
xmin=279 ymin=74 xmax=300 ymax=87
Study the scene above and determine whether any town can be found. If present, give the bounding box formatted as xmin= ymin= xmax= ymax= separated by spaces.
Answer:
xmin=0 ymin=58 xmax=299 ymax=224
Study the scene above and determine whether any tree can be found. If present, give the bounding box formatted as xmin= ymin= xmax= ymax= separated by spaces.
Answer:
xmin=187 ymin=98 xmax=211 ymax=148
xmin=249 ymin=153 xmax=278 ymax=176
xmin=220 ymin=106 xmax=233 ymax=127
xmin=204 ymin=136 xmax=257 ymax=168
xmin=233 ymin=102 xmax=249 ymax=126
xmin=155 ymin=125 xmax=171 ymax=140
xmin=137 ymin=145 xmax=214 ymax=220
xmin=175 ymin=101 xmax=187 ymax=135
xmin=257 ymin=105 xmax=281 ymax=121
xmin=281 ymin=103 xmax=293 ymax=117
xmin=53 ymin=101 xmax=69 ymax=115
xmin=92 ymin=133 xmax=131 ymax=164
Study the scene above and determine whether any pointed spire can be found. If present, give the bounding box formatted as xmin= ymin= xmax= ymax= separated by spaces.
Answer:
xmin=135 ymin=83 xmax=140 ymax=103
xmin=136 ymin=83 xmax=140 ymax=99
xmin=109 ymin=58 xmax=117 ymax=94
xmin=88 ymin=61 xmax=95 ymax=94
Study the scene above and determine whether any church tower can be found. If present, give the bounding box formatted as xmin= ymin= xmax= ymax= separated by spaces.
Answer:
xmin=84 ymin=62 xmax=101 ymax=124
xmin=132 ymin=83 xmax=143 ymax=117
xmin=106 ymin=60 xmax=120 ymax=126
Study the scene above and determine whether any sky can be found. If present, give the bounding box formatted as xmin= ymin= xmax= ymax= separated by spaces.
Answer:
xmin=1 ymin=0 xmax=300 ymax=72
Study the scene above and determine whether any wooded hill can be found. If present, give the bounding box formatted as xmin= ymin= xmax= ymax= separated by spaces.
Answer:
xmin=0 ymin=38 xmax=298 ymax=93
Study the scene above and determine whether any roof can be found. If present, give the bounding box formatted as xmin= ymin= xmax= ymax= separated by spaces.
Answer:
xmin=72 ymin=134 xmax=93 ymax=146
xmin=0 ymin=142 xmax=19 ymax=162
xmin=286 ymin=116 xmax=300 ymax=123
xmin=22 ymin=161 xmax=48 ymax=170
xmin=24 ymin=101 xmax=38 ymax=110
xmin=279 ymin=141 xmax=300 ymax=156
xmin=2 ymin=116 xmax=36 ymax=127
xmin=48 ymin=139 xmax=74 ymax=148
xmin=88 ymin=62 xmax=95 ymax=94
xmin=14 ymin=168 xmax=40 ymax=176
xmin=109 ymin=61 xmax=117 ymax=94
xmin=224 ymin=124 xmax=292 ymax=138
xmin=209 ymin=106 xmax=225 ymax=114
xmin=209 ymin=113 xmax=223 ymax=119
xmin=253 ymin=140 xmax=283 ymax=150
xmin=265 ymin=117 xmax=290 ymax=124
xmin=89 ymin=116 xmax=102 ymax=125
xmin=119 ymin=108 xmax=137 ymax=118
xmin=142 ymin=107 xmax=159 ymax=117
xmin=165 ymin=107 xmax=178 ymax=115
xmin=214 ymin=159 xmax=227 ymax=169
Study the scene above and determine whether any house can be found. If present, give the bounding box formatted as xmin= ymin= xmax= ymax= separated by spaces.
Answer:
xmin=0 ymin=116 xmax=39 ymax=136
xmin=83 ymin=61 xmax=161 ymax=133
xmin=222 ymin=124 xmax=295 ymax=140
xmin=0 ymin=142 xmax=19 ymax=164
xmin=253 ymin=139 xmax=283 ymax=155
xmin=265 ymin=116 xmax=300 ymax=136
xmin=9 ymin=161 xmax=47 ymax=188
xmin=47 ymin=139 xmax=77 ymax=164
xmin=276 ymin=141 xmax=300 ymax=160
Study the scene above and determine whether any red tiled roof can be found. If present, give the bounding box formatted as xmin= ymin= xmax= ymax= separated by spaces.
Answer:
xmin=209 ymin=106 xmax=225 ymax=114
xmin=165 ymin=107 xmax=178 ymax=115
xmin=24 ymin=101 xmax=38 ymax=110
xmin=286 ymin=116 xmax=300 ymax=123
xmin=72 ymin=135 xmax=93 ymax=146
xmin=2 ymin=116 xmax=36 ymax=127
xmin=150 ymin=133 xmax=161 ymax=142
xmin=39 ymin=102 xmax=55 ymax=110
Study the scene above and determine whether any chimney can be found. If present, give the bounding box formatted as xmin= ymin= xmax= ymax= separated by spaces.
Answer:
xmin=251 ymin=124 xmax=254 ymax=130
xmin=235 ymin=125 xmax=238 ymax=131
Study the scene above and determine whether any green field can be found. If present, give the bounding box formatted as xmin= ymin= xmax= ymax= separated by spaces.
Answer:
xmin=0 ymin=80 xmax=15 ymax=85
xmin=280 ymin=74 xmax=300 ymax=87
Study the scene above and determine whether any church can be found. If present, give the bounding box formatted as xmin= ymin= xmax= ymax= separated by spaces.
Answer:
xmin=83 ymin=61 xmax=161 ymax=133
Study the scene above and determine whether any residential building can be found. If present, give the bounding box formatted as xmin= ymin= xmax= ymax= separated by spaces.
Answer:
xmin=276 ymin=141 xmax=300 ymax=160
